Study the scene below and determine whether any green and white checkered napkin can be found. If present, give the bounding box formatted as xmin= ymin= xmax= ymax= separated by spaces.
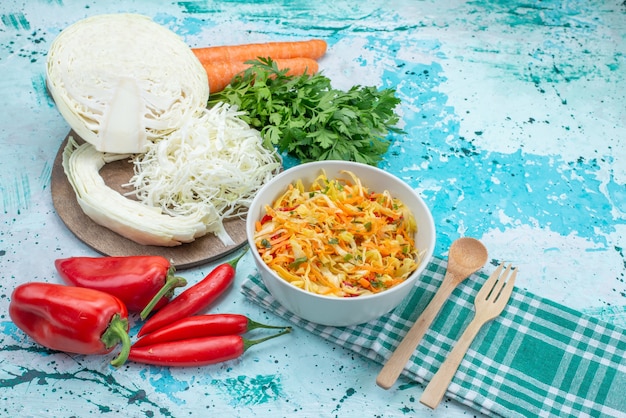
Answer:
xmin=241 ymin=256 xmax=626 ymax=417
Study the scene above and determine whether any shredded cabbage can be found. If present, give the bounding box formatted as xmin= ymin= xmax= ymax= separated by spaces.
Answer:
xmin=62 ymin=102 xmax=281 ymax=247
xmin=253 ymin=171 xmax=420 ymax=297
xmin=126 ymin=101 xmax=282 ymax=222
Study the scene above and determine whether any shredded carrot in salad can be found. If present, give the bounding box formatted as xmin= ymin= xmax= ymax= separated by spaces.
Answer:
xmin=253 ymin=170 xmax=420 ymax=297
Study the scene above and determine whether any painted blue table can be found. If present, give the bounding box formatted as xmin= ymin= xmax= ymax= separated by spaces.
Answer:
xmin=1 ymin=1 xmax=624 ymax=417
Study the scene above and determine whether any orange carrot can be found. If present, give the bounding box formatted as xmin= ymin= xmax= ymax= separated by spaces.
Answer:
xmin=192 ymin=39 xmax=327 ymax=64
xmin=358 ymin=277 xmax=372 ymax=290
xmin=202 ymin=58 xmax=319 ymax=93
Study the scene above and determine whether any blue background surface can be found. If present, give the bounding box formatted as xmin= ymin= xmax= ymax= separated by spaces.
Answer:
xmin=1 ymin=1 xmax=624 ymax=417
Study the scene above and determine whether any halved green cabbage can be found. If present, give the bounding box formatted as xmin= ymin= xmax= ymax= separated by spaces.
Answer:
xmin=47 ymin=13 xmax=209 ymax=154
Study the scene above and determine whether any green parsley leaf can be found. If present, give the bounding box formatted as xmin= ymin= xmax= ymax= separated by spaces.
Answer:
xmin=289 ymin=257 xmax=308 ymax=269
xmin=208 ymin=57 xmax=405 ymax=165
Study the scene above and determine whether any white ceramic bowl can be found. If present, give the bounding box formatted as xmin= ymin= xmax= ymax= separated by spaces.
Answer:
xmin=246 ymin=161 xmax=436 ymax=327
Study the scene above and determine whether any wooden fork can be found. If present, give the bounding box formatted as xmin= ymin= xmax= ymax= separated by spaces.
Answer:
xmin=419 ymin=263 xmax=518 ymax=409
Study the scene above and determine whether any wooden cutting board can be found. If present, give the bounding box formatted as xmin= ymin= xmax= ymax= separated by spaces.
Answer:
xmin=51 ymin=132 xmax=247 ymax=270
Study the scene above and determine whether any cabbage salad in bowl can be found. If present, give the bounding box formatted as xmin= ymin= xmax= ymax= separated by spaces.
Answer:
xmin=252 ymin=170 xmax=420 ymax=297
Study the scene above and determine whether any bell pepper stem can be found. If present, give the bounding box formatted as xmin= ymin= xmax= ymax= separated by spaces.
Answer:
xmin=102 ymin=314 xmax=132 ymax=367
xmin=243 ymin=327 xmax=292 ymax=352
xmin=140 ymin=269 xmax=187 ymax=320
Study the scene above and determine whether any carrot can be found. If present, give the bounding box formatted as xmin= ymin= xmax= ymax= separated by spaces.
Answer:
xmin=358 ymin=277 xmax=372 ymax=290
xmin=192 ymin=39 xmax=327 ymax=64
xmin=202 ymin=58 xmax=319 ymax=93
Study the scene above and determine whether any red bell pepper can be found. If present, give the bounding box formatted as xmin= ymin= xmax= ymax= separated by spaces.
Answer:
xmin=9 ymin=282 xmax=131 ymax=367
xmin=55 ymin=255 xmax=187 ymax=313
xmin=132 ymin=313 xmax=286 ymax=348
xmin=128 ymin=328 xmax=291 ymax=367
xmin=138 ymin=251 xmax=245 ymax=336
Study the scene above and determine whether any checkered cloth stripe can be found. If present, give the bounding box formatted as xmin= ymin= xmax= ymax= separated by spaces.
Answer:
xmin=241 ymin=256 xmax=626 ymax=417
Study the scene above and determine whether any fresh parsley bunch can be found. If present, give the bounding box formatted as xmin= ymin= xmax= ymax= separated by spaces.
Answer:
xmin=208 ymin=57 xmax=404 ymax=165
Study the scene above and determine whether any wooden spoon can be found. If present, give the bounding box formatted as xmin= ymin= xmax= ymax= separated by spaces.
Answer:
xmin=376 ymin=237 xmax=488 ymax=389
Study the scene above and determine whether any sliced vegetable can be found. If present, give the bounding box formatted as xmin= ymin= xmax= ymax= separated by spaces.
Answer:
xmin=208 ymin=57 xmax=404 ymax=165
xmin=125 ymin=102 xmax=281 ymax=226
xmin=129 ymin=328 xmax=291 ymax=367
xmin=138 ymin=251 xmax=246 ymax=335
xmin=132 ymin=314 xmax=286 ymax=348
xmin=9 ymin=282 xmax=131 ymax=367
xmin=46 ymin=13 xmax=208 ymax=154
xmin=253 ymin=170 xmax=419 ymax=297
xmin=62 ymin=101 xmax=280 ymax=247
xmin=55 ymin=255 xmax=187 ymax=313
xmin=201 ymin=58 xmax=319 ymax=93
xmin=192 ymin=39 xmax=327 ymax=64
xmin=61 ymin=137 xmax=215 ymax=247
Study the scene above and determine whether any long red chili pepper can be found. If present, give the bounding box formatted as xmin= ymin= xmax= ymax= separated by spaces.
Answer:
xmin=133 ymin=314 xmax=286 ymax=348
xmin=9 ymin=282 xmax=131 ymax=367
xmin=138 ymin=251 xmax=245 ymax=336
xmin=128 ymin=328 xmax=291 ymax=367
xmin=55 ymin=255 xmax=187 ymax=313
